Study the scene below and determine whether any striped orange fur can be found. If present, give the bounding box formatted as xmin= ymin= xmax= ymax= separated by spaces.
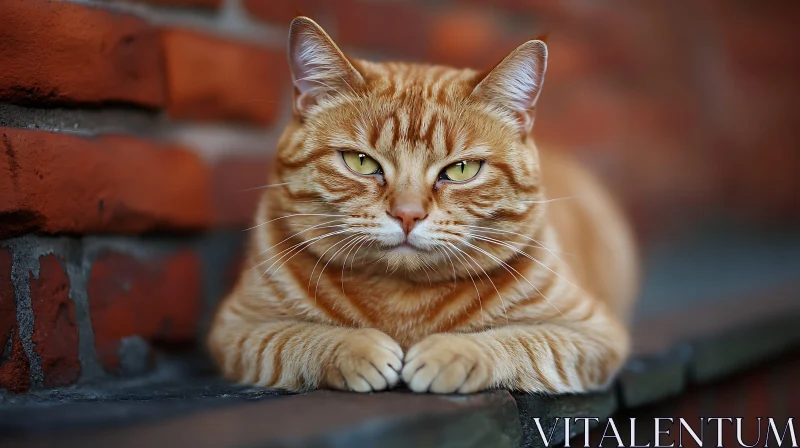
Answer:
xmin=208 ymin=17 xmax=639 ymax=394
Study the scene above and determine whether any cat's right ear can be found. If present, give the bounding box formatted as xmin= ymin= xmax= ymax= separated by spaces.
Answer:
xmin=288 ymin=17 xmax=364 ymax=115
xmin=470 ymin=39 xmax=547 ymax=136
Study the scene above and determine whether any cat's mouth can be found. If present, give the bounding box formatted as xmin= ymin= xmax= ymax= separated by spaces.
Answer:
xmin=392 ymin=242 xmax=418 ymax=253
xmin=380 ymin=232 xmax=435 ymax=254
xmin=386 ymin=240 xmax=428 ymax=254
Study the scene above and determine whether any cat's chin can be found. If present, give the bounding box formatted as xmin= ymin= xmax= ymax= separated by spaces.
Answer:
xmin=378 ymin=244 xmax=438 ymax=274
xmin=384 ymin=242 xmax=439 ymax=260
xmin=390 ymin=242 xmax=420 ymax=254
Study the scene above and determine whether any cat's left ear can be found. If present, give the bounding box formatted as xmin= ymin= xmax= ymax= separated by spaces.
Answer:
xmin=288 ymin=17 xmax=365 ymax=115
xmin=470 ymin=40 xmax=548 ymax=135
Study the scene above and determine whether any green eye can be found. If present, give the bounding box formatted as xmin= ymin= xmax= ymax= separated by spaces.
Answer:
xmin=342 ymin=151 xmax=382 ymax=175
xmin=441 ymin=160 xmax=482 ymax=182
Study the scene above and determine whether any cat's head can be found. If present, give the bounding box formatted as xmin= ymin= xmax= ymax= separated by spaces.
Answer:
xmin=268 ymin=17 xmax=548 ymax=280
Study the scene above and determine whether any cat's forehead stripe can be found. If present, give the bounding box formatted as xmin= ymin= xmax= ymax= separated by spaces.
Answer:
xmin=418 ymin=108 xmax=433 ymax=138
xmin=376 ymin=113 xmax=396 ymax=151
xmin=361 ymin=61 xmax=475 ymax=104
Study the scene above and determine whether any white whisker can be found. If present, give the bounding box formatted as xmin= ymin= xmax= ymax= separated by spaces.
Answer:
xmin=308 ymin=231 xmax=361 ymax=293
xmin=314 ymin=233 xmax=364 ymax=301
xmin=245 ymin=213 xmax=347 ymax=231
xmin=341 ymin=235 xmax=370 ymax=293
xmin=418 ymin=257 xmax=434 ymax=286
xmin=443 ymin=243 xmax=485 ymax=328
xmin=450 ymin=242 xmax=509 ymax=323
xmin=466 ymin=225 xmax=570 ymax=261
xmin=469 ymin=235 xmax=574 ymax=318
xmin=467 ymin=238 xmax=566 ymax=318
xmin=262 ymin=229 xmax=352 ymax=281
xmin=240 ymin=182 xmax=291 ymax=192
xmin=350 ymin=238 xmax=374 ymax=273
xmin=435 ymin=246 xmax=458 ymax=288
xmin=521 ymin=195 xmax=579 ymax=204
xmin=256 ymin=229 xmax=342 ymax=272
xmin=254 ymin=220 xmax=345 ymax=258
xmin=470 ymin=234 xmax=580 ymax=292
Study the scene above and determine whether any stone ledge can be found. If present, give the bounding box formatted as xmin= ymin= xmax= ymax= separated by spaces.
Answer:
xmin=514 ymin=389 xmax=617 ymax=448
xmin=617 ymin=344 xmax=692 ymax=409
xmin=2 ymin=388 xmax=521 ymax=448
xmin=689 ymin=314 xmax=800 ymax=383
xmin=1 ymin=291 xmax=798 ymax=448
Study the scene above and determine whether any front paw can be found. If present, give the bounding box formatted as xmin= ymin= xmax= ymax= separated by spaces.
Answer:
xmin=323 ymin=328 xmax=403 ymax=392
xmin=401 ymin=334 xmax=493 ymax=394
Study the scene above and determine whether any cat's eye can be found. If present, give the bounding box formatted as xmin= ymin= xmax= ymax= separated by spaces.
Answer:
xmin=342 ymin=151 xmax=383 ymax=176
xmin=439 ymin=160 xmax=482 ymax=182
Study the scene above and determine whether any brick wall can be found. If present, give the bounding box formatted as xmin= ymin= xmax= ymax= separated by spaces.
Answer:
xmin=2 ymin=0 xmax=798 ymax=392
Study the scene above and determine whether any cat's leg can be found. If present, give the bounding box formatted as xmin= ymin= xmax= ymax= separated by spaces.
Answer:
xmin=401 ymin=299 xmax=629 ymax=394
xmin=209 ymin=314 xmax=403 ymax=392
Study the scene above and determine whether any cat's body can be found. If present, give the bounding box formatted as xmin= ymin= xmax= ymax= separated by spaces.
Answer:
xmin=208 ymin=17 xmax=638 ymax=394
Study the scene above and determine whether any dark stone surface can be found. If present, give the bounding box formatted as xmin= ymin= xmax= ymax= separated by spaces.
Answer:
xmin=0 ymin=309 xmax=797 ymax=447
xmin=634 ymin=225 xmax=800 ymax=321
xmin=689 ymin=314 xmax=800 ymax=383
xmin=1 ymin=304 xmax=799 ymax=448
xmin=589 ymin=349 xmax=800 ymax=447
xmin=0 ymin=376 xmax=293 ymax=436
xmin=622 ymin=286 xmax=800 ymax=409
xmin=631 ymin=284 xmax=800 ymax=355
xmin=2 ymin=389 xmax=521 ymax=448
xmin=617 ymin=344 xmax=692 ymax=409
xmin=513 ymin=389 xmax=617 ymax=448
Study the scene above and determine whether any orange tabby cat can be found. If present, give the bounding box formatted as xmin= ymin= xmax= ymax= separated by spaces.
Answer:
xmin=208 ymin=17 xmax=639 ymax=394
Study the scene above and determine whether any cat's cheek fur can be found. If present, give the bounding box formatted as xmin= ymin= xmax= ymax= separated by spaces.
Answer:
xmin=322 ymin=329 xmax=403 ymax=392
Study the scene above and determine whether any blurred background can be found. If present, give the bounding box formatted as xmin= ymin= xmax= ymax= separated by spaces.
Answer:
xmin=1 ymin=0 xmax=799 ymax=412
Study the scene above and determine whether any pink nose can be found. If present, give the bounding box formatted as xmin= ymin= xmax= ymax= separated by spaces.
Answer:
xmin=388 ymin=203 xmax=427 ymax=235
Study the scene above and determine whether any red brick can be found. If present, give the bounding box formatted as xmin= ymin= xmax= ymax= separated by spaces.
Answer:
xmin=428 ymin=10 xmax=507 ymax=68
xmin=0 ymin=249 xmax=15 ymax=362
xmin=0 ymin=248 xmax=30 ymax=393
xmin=0 ymin=0 xmax=165 ymax=108
xmin=719 ymin=26 xmax=800 ymax=78
xmin=544 ymin=35 xmax=596 ymax=80
xmin=705 ymin=1 xmax=800 ymax=77
xmin=0 ymin=128 xmax=212 ymax=238
xmin=242 ymin=0 xmax=330 ymax=24
xmin=454 ymin=0 xmax=567 ymax=19
xmin=431 ymin=19 xmax=592 ymax=76
xmin=212 ymin=156 xmax=271 ymax=227
xmin=161 ymin=28 xmax=287 ymax=126
xmin=534 ymin=83 xmax=626 ymax=148
xmin=29 ymin=255 xmax=80 ymax=388
xmin=143 ymin=0 xmax=221 ymax=8
xmin=88 ymin=250 xmax=202 ymax=374
xmin=0 ymin=329 xmax=30 ymax=394
xmin=334 ymin=0 xmax=433 ymax=60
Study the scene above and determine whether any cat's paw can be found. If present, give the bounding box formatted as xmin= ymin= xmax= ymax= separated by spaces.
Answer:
xmin=324 ymin=329 xmax=403 ymax=392
xmin=402 ymin=334 xmax=493 ymax=394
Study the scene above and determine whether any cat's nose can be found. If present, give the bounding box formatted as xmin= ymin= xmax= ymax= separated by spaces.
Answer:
xmin=388 ymin=204 xmax=428 ymax=235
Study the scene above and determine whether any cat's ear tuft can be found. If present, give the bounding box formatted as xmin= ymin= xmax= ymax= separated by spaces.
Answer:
xmin=470 ymin=40 xmax=548 ymax=135
xmin=288 ymin=17 xmax=364 ymax=115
